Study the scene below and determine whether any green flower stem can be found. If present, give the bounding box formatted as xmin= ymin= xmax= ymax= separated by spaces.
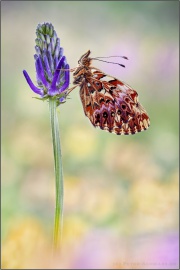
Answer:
xmin=49 ymin=98 xmax=63 ymax=250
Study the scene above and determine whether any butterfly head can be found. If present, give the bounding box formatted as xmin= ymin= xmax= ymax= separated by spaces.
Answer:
xmin=78 ymin=50 xmax=92 ymax=67
xmin=73 ymin=50 xmax=92 ymax=84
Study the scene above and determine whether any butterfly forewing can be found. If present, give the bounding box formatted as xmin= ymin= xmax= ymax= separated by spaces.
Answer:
xmin=72 ymin=51 xmax=150 ymax=135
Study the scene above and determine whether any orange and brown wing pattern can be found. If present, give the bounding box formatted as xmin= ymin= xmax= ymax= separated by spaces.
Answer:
xmin=80 ymin=70 xmax=150 ymax=135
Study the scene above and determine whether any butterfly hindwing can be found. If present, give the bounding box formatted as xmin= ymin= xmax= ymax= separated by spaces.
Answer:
xmin=72 ymin=50 xmax=150 ymax=135
xmin=79 ymin=69 xmax=150 ymax=135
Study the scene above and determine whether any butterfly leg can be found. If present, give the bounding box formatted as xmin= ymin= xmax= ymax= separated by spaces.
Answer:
xmin=66 ymin=84 xmax=80 ymax=95
xmin=57 ymin=67 xmax=77 ymax=72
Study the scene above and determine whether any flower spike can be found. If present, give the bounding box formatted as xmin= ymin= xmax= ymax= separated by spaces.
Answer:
xmin=23 ymin=22 xmax=70 ymax=105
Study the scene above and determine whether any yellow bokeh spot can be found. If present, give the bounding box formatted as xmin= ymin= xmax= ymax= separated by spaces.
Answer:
xmin=64 ymin=126 xmax=97 ymax=158
xmin=2 ymin=218 xmax=48 ymax=269
xmin=63 ymin=215 xmax=90 ymax=245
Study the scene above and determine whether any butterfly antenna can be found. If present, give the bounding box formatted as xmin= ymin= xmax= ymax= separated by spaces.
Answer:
xmin=91 ymin=58 xmax=126 ymax=68
xmin=94 ymin=55 xmax=128 ymax=60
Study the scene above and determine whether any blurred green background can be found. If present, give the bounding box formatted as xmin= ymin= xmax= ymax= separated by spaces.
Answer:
xmin=2 ymin=1 xmax=179 ymax=269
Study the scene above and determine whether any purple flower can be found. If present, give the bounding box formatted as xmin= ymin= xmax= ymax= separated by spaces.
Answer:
xmin=23 ymin=22 xmax=70 ymax=105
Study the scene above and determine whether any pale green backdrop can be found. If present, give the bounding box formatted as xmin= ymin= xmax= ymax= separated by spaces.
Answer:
xmin=2 ymin=1 xmax=179 ymax=269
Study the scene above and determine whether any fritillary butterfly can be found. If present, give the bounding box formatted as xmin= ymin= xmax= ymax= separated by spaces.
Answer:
xmin=68 ymin=50 xmax=150 ymax=135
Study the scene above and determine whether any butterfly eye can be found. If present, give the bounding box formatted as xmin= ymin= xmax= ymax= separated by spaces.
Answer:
xmin=117 ymin=110 xmax=122 ymax=115
xmin=103 ymin=112 xmax=108 ymax=118
xmin=111 ymin=112 xmax=115 ymax=117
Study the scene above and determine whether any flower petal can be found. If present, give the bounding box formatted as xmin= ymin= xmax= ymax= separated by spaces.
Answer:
xmin=59 ymin=48 xmax=64 ymax=61
xmin=54 ymin=38 xmax=61 ymax=58
xmin=59 ymin=64 xmax=70 ymax=93
xmin=54 ymin=56 xmax=59 ymax=69
xmin=48 ymin=56 xmax=66 ymax=96
xmin=23 ymin=70 xmax=44 ymax=96
xmin=43 ymin=53 xmax=53 ymax=80
xmin=47 ymin=46 xmax=54 ymax=72
xmin=35 ymin=57 xmax=49 ymax=88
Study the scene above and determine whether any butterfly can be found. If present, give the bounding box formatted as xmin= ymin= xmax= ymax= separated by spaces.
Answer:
xmin=68 ymin=50 xmax=150 ymax=135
